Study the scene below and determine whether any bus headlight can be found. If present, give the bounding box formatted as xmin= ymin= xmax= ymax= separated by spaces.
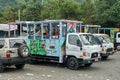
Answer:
xmin=83 ymin=52 xmax=87 ymax=56
xmin=80 ymin=52 xmax=88 ymax=58
xmin=101 ymin=47 xmax=105 ymax=53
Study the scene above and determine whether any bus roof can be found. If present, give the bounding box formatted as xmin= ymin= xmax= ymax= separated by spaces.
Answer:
xmin=82 ymin=25 xmax=101 ymax=28
xmin=36 ymin=19 xmax=83 ymax=24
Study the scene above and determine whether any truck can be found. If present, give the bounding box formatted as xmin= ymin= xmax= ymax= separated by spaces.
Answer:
xmin=93 ymin=34 xmax=114 ymax=60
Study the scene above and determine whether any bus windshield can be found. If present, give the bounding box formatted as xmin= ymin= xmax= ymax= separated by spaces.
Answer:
xmin=102 ymin=35 xmax=112 ymax=43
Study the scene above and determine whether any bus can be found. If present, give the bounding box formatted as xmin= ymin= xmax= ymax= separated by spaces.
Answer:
xmin=8 ymin=20 xmax=100 ymax=69
xmin=82 ymin=25 xmax=101 ymax=33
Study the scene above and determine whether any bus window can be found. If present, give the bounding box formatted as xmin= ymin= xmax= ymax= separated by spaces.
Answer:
xmin=0 ymin=31 xmax=8 ymax=38
xmin=10 ymin=30 xmax=14 ymax=37
xmin=35 ymin=24 xmax=41 ymax=36
xmin=16 ymin=24 xmax=20 ymax=36
xmin=76 ymin=23 xmax=80 ymax=33
xmin=118 ymin=34 xmax=120 ymax=38
xmin=21 ymin=24 xmax=27 ymax=36
xmin=51 ymin=23 xmax=60 ymax=39
xmin=62 ymin=23 xmax=67 ymax=37
xmin=43 ymin=23 xmax=49 ymax=39
xmin=28 ymin=24 xmax=34 ymax=36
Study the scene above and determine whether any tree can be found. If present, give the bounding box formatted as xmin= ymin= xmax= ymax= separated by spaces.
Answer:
xmin=80 ymin=0 xmax=96 ymax=24
xmin=60 ymin=0 xmax=81 ymax=20
xmin=41 ymin=0 xmax=81 ymax=20
xmin=2 ymin=6 xmax=18 ymax=23
xmin=107 ymin=0 xmax=120 ymax=26
xmin=94 ymin=0 xmax=119 ymax=27
xmin=41 ymin=0 xmax=62 ymax=19
xmin=24 ymin=2 xmax=43 ymax=21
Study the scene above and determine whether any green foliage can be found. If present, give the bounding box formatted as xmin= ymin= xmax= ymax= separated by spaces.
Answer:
xmin=60 ymin=0 xmax=81 ymax=20
xmin=108 ymin=1 xmax=120 ymax=26
xmin=23 ymin=2 xmax=43 ymax=21
xmin=94 ymin=0 xmax=120 ymax=26
xmin=81 ymin=0 xmax=96 ymax=24
xmin=0 ymin=0 xmax=120 ymax=27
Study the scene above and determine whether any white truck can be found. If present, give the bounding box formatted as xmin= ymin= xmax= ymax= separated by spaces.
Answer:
xmin=93 ymin=34 xmax=114 ymax=60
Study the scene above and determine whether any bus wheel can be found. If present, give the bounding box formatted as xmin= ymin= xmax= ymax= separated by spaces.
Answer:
xmin=66 ymin=57 xmax=79 ymax=70
xmin=117 ymin=46 xmax=120 ymax=51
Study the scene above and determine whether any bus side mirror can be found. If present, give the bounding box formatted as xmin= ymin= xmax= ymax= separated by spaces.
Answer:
xmin=77 ymin=40 xmax=82 ymax=50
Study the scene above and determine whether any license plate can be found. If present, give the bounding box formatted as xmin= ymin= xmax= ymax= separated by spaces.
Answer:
xmin=95 ymin=58 xmax=98 ymax=61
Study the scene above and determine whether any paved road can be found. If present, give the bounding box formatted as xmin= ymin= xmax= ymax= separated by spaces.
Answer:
xmin=0 ymin=51 xmax=120 ymax=80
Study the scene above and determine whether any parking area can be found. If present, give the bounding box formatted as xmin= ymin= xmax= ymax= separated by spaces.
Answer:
xmin=0 ymin=51 xmax=120 ymax=80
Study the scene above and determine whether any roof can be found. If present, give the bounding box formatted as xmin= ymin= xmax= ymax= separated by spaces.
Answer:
xmin=40 ymin=19 xmax=83 ymax=23
xmin=93 ymin=33 xmax=108 ymax=36
xmin=82 ymin=25 xmax=101 ymax=28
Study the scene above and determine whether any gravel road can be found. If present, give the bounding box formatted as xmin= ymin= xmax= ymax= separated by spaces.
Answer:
xmin=0 ymin=51 xmax=120 ymax=80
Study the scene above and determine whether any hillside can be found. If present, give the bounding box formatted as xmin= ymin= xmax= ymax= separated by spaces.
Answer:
xmin=0 ymin=0 xmax=84 ymax=11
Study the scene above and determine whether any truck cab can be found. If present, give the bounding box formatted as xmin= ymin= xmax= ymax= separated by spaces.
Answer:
xmin=93 ymin=34 xmax=114 ymax=60
xmin=66 ymin=33 xmax=100 ymax=69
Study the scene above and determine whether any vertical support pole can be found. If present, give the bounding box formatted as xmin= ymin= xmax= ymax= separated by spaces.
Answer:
xmin=104 ymin=29 xmax=105 ymax=34
xmin=20 ymin=22 xmax=22 ymax=36
xmin=34 ymin=23 xmax=35 ymax=40
xmin=80 ymin=23 xmax=82 ymax=33
xmin=8 ymin=24 xmax=10 ymax=37
xmin=41 ymin=22 xmax=43 ymax=40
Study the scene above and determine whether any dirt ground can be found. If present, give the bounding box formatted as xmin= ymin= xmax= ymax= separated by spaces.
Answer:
xmin=0 ymin=51 xmax=120 ymax=80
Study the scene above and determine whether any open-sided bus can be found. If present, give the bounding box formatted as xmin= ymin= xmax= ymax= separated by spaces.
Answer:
xmin=82 ymin=25 xmax=101 ymax=33
xmin=8 ymin=20 xmax=100 ymax=69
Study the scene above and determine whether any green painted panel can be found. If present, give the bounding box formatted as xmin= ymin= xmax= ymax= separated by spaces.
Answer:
xmin=28 ymin=39 xmax=46 ymax=55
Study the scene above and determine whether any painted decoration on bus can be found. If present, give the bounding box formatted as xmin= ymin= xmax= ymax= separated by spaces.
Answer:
xmin=28 ymin=39 xmax=46 ymax=55
xmin=67 ymin=22 xmax=76 ymax=33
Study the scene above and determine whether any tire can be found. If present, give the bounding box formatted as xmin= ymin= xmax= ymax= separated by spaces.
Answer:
xmin=15 ymin=64 xmax=25 ymax=69
xmin=102 ymin=56 xmax=108 ymax=60
xmin=117 ymin=46 xmax=120 ymax=51
xmin=18 ymin=44 xmax=30 ymax=57
xmin=84 ymin=63 xmax=92 ymax=67
xmin=66 ymin=57 xmax=79 ymax=70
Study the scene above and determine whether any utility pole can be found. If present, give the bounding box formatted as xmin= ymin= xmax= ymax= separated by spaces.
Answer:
xmin=18 ymin=9 xmax=20 ymax=21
